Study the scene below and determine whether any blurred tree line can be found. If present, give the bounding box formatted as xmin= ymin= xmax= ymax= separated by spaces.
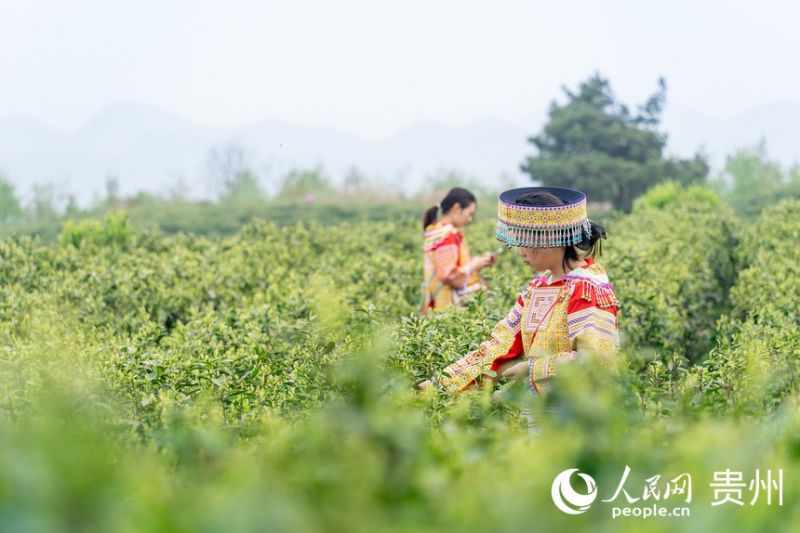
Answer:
xmin=712 ymin=140 xmax=800 ymax=218
xmin=2 ymin=73 xmax=798 ymax=239
xmin=0 ymin=160 xmax=500 ymax=241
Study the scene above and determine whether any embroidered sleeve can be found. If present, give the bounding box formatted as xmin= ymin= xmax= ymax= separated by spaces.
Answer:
xmin=433 ymin=239 xmax=469 ymax=288
xmin=424 ymin=226 xmax=471 ymax=289
xmin=437 ymin=293 xmax=526 ymax=392
xmin=529 ymin=280 xmax=619 ymax=388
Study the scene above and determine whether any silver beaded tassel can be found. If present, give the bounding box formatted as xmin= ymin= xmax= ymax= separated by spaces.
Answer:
xmin=496 ymin=220 xmax=591 ymax=248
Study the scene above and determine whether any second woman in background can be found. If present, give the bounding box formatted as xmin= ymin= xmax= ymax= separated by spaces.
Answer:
xmin=420 ymin=187 xmax=497 ymax=315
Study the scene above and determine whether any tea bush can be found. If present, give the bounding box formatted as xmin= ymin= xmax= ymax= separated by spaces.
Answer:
xmin=604 ymin=184 xmax=738 ymax=363
xmin=690 ymin=200 xmax=800 ymax=416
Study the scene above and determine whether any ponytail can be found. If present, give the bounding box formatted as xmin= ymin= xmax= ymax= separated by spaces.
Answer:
xmin=423 ymin=205 xmax=440 ymax=229
xmin=576 ymin=221 xmax=607 ymax=258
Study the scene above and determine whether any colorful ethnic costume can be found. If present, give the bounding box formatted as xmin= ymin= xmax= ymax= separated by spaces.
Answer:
xmin=430 ymin=187 xmax=620 ymax=395
xmin=420 ymin=221 xmax=486 ymax=315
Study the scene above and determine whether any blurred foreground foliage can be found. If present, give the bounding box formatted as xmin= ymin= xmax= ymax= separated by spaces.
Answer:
xmin=2 ymin=185 xmax=799 ymax=530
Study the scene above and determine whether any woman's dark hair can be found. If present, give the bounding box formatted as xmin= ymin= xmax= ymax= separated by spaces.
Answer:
xmin=515 ymin=191 xmax=606 ymax=272
xmin=423 ymin=187 xmax=477 ymax=229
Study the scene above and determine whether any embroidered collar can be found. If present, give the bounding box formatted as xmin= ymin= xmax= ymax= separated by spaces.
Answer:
xmin=530 ymin=259 xmax=610 ymax=286
xmin=423 ymin=223 xmax=459 ymax=252
xmin=562 ymin=260 xmax=610 ymax=285
xmin=529 ymin=259 xmax=617 ymax=307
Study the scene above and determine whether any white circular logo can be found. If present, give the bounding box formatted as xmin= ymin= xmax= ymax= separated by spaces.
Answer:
xmin=551 ymin=468 xmax=598 ymax=515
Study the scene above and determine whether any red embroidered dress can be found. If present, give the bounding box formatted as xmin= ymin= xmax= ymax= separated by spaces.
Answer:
xmin=420 ymin=222 xmax=485 ymax=315
xmin=436 ymin=258 xmax=619 ymax=393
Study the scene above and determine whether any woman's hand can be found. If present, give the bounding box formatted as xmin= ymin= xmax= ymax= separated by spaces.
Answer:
xmin=501 ymin=360 xmax=530 ymax=381
xmin=472 ymin=252 xmax=497 ymax=270
xmin=416 ymin=379 xmax=433 ymax=391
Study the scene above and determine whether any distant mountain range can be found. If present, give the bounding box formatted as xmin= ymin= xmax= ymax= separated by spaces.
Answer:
xmin=0 ymin=102 xmax=797 ymax=204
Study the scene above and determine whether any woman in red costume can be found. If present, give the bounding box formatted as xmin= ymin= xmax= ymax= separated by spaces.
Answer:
xmin=420 ymin=187 xmax=497 ymax=315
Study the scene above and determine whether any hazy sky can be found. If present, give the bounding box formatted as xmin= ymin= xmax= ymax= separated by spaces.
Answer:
xmin=2 ymin=0 xmax=798 ymax=138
